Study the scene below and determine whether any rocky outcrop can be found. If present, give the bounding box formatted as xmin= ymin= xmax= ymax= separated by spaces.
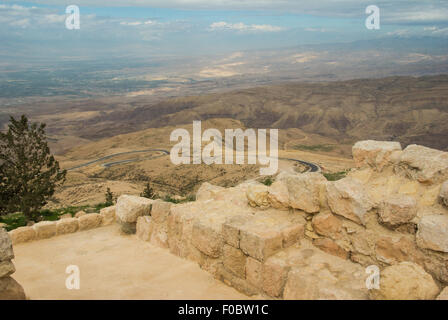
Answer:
xmin=416 ymin=214 xmax=448 ymax=253
xmin=378 ymin=194 xmax=417 ymax=227
xmin=0 ymin=228 xmax=26 ymax=300
xmin=285 ymin=173 xmax=327 ymax=214
xmin=352 ymin=140 xmax=402 ymax=171
xmin=125 ymin=141 xmax=448 ymax=299
xmin=326 ymin=177 xmax=374 ymax=225
xmin=116 ymin=195 xmax=153 ymax=234
xmin=282 ymin=242 xmax=367 ymax=300
xmin=396 ymin=144 xmax=448 ymax=184
xmin=246 ymin=183 xmax=270 ymax=209
xmin=369 ymin=262 xmax=439 ymax=300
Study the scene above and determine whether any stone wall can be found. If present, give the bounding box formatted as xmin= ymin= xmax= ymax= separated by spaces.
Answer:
xmin=0 ymin=228 xmax=26 ymax=299
xmin=129 ymin=140 xmax=448 ymax=300
xmin=8 ymin=206 xmax=115 ymax=245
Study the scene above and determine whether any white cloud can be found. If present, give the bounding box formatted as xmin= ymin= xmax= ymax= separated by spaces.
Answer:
xmin=120 ymin=19 xmax=157 ymax=26
xmin=210 ymin=21 xmax=284 ymax=32
xmin=304 ymin=27 xmax=327 ymax=32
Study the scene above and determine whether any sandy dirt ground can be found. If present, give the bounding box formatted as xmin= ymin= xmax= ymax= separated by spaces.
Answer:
xmin=12 ymin=225 xmax=252 ymax=300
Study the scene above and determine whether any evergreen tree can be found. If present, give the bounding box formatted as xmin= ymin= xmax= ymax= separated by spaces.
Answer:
xmin=0 ymin=115 xmax=66 ymax=220
xmin=140 ymin=181 xmax=155 ymax=199
xmin=105 ymin=187 xmax=114 ymax=206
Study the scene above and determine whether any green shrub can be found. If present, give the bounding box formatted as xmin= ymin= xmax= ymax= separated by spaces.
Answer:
xmin=293 ymin=144 xmax=334 ymax=152
xmin=323 ymin=171 xmax=348 ymax=181
xmin=261 ymin=177 xmax=274 ymax=186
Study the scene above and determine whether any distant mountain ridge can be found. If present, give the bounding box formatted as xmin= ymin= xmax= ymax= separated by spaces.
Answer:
xmin=79 ymin=75 xmax=448 ymax=151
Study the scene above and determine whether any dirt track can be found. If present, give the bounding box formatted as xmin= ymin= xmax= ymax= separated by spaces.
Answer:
xmin=12 ymin=225 xmax=252 ymax=300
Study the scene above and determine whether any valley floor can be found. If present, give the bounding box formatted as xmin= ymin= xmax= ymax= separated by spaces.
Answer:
xmin=12 ymin=225 xmax=251 ymax=300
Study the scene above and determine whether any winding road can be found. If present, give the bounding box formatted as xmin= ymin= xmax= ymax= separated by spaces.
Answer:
xmin=67 ymin=149 xmax=320 ymax=173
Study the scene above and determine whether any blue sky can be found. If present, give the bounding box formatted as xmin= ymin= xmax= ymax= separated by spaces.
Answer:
xmin=1 ymin=0 xmax=448 ymax=59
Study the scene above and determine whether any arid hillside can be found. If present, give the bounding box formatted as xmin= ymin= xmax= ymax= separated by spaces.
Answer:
xmin=53 ymin=75 xmax=448 ymax=151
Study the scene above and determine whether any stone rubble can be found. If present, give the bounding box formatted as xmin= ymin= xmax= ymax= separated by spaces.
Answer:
xmin=131 ymin=140 xmax=448 ymax=300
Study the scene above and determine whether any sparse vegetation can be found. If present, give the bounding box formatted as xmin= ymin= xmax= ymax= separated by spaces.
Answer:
xmin=163 ymin=194 xmax=196 ymax=204
xmin=105 ymin=187 xmax=115 ymax=206
xmin=0 ymin=115 xmax=66 ymax=221
xmin=140 ymin=181 xmax=156 ymax=199
xmin=261 ymin=177 xmax=274 ymax=186
xmin=293 ymin=144 xmax=335 ymax=152
xmin=323 ymin=170 xmax=348 ymax=181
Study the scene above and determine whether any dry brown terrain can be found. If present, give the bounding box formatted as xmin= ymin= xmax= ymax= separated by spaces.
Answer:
xmin=51 ymin=118 xmax=352 ymax=207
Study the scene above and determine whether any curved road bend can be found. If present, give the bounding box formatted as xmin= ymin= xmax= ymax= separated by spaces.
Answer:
xmin=67 ymin=149 xmax=320 ymax=173
xmin=67 ymin=149 xmax=169 ymax=171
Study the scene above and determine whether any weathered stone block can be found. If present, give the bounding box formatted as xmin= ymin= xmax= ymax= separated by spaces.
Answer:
xmin=313 ymin=238 xmax=349 ymax=260
xmin=246 ymin=183 xmax=270 ymax=209
xmin=56 ymin=218 xmax=79 ymax=235
xmin=0 ymin=276 xmax=26 ymax=300
xmin=262 ymin=258 xmax=290 ymax=297
xmin=191 ymin=219 xmax=223 ymax=258
xmin=151 ymin=200 xmax=172 ymax=224
xmin=136 ymin=216 xmax=153 ymax=241
xmin=281 ymin=222 xmax=305 ymax=247
xmin=369 ymin=262 xmax=439 ymax=300
xmin=245 ymin=257 xmax=263 ymax=288
xmin=222 ymin=215 xmax=251 ymax=248
xmin=240 ymin=228 xmax=283 ymax=262
xmin=0 ymin=228 xmax=14 ymax=261
xmin=312 ymin=211 xmax=343 ymax=239
xmin=116 ymin=195 xmax=153 ymax=223
xmin=416 ymin=214 xmax=448 ymax=253
xmin=100 ymin=206 xmax=115 ymax=226
xmin=352 ymin=140 xmax=402 ymax=171
xmin=267 ymin=180 xmax=289 ymax=209
xmin=9 ymin=227 xmax=36 ymax=245
xmin=378 ymin=194 xmax=417 ymax=227
xmin=150 ymin=225 xmax=169 ymax=249
xmin=33 ymin=221 xmax=57 ymax=239
xmin=285 ymin=172 xmax=327 ymax=213
xmin=0 ymin=260 xmax=15 ymax=278
xmin=223 ymin=245 xmax=246 ymax=278
xmin=396 ymin=144 xmax=448 ymax=184
xmin=78 ymin=213 xmax=102 ymax=231
xmin=375 ymin=235 xmax=423 ymax=265
xmin=326 ymin=177 xmax=374 ymax=225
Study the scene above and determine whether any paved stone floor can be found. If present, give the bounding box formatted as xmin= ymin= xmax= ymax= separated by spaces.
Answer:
xmin=12 ymin=225 xmax=251 ymax=300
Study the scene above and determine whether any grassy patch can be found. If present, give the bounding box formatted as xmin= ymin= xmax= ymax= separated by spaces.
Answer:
xmin=0 ymin=213 xmax=27 ymax=231
xmin=323 ymin=171 xmax=348 ymax=181
xmin=293 ymin=144 xmax=335 ymax=152
xmin=261 ymin=177 xmax=274 ymax=186
xmin=162 ymin=195 xmax=196 ymax=204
